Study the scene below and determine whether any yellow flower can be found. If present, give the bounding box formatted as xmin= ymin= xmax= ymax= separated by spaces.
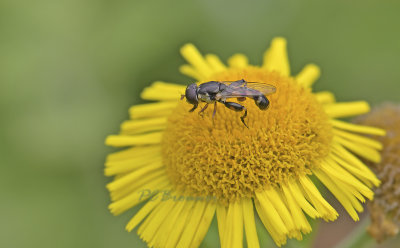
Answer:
xmin=105 ymin=37 xmax=386 ymax=247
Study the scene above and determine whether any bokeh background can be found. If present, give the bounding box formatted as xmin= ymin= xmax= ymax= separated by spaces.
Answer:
xmin=1 ymin=0 xmax=399 ymax=247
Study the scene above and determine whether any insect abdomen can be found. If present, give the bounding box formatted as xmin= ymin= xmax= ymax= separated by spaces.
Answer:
xmin=253 ymin=95 xmax=269 ymax=110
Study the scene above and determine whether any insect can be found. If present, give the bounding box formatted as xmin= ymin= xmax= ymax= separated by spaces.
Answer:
xmin=180 ymin=79 xmax=276 ymax=128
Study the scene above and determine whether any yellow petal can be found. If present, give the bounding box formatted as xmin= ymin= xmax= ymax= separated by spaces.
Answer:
xmin=105 ymin=132 xmax=162 ymax=147
xmin=287 ymin=182 xmax=319 ymax=219
xmin=228 ymin=54 xmax=249 ymax=69
xmin=262 ymin=37 xmax=290 ymax=76
xmin=141 ymin=81 xmax=184 ymax=101
xmin=106 ymin=145 xmax=160 ymax=162
xmin=190 ymin=201 xmax=216 ymax=247
xmin=205 ymin=54 xmax=227 ymax=73
xmin=331 ymin=143 xmax=380 ymax=187
xmin=105 ymin=154 xmax=161 ymax=176
xmin=108 ymin=176 xmax=169 ymax=215
xmin=322 ymin=158 xmax=373 ymax=200
xmin=299 ymin=176 xmax=338 ymax=221
xmin=153 ymin=200 xmax=187 ymax=246
xmin=138 ymin=199 xmax=175 ymax=242
xmin=129 ymin=101 xmax=177 ymax=119
xmin=334 ymin=136 xmax=381 ymax=163
xmin=180 ymin=43 xmax=213 ymax=79
xmin=176 ymin=200 xmax=207 ymax=247
xmin=314 ymin=91 xmax=336 ymax=104
xmin=180 ymin=64 xmax=203 ymax=80
xmin=165 ymin=201 xmax=195 ymax=248
xmin=106 ymin=161 xmax=164 ymax=191
xmin=110 ymin=170 xmax=166 ymax=201
xmin=126 ymin=192 xmax=164 ymax=232
xmin=313 ymin=169 xmax=359 ymax=221
xmin=333 ymin=129 xmax=383 ymax=150
xmin=330 ymin=119 xmax=386 ymax=136
xmin=263 ymin=188 xmax=296 ymax=235
xmin=120 ymin=117 xmax=167 ymax=135
xmin=255 ymin=191 xmax=288 ymax=235
xmin=242 ymin=199 xmax=260 ymax=248
xmin=296 ymin=64 xmax=320 ymax=88
xmin=329 ymin=152 xmax=380 ymax=187
xmin=281 ymin=184 xmax=312 ymax=234
xmin=323 ymin=101 xmax=370 ymax=118
xmin=254 ymin=199 xmax=287 ymax=247
xmin=217 ymin=204 xmax=227 ymax=248
xmin=223 ymin=201 xmax=243 ymax=248
xmin=137 ymin=199 xmax=165 ymax=235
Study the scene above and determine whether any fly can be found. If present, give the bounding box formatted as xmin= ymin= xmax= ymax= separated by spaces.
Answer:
xmin=181 ymin=79 xmax=276 ymax=128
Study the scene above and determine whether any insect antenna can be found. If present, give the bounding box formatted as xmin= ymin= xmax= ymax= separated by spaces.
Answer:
xmin=180 ymin=94 xmax=185 ymax=100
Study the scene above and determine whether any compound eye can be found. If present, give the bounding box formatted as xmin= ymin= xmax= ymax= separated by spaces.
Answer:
xmin=185 ymin=83 xmax=198 ymax=104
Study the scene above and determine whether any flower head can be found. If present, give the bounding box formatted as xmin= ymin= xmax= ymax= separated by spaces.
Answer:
xmin=354 ymin=103 xmax=400 ymax=242
xmin=105 ymin=37 xmax=385 ymax=247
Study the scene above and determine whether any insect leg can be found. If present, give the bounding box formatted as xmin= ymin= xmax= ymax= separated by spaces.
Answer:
xmin=223 ymin=102 xmax=249 ymax=128
xmin=189 ymin=104 xmax=198 ymax=112
xmin=241 ymin=108 xmax=248 ymax=128
xmin=212 ymin=102 xmax=217 ymax=122
xmin=198 ymin=103 xmax=209 ymax=117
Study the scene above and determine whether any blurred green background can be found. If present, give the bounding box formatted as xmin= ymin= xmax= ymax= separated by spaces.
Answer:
xmin=1 ymin=0 xmax=399 ymax=247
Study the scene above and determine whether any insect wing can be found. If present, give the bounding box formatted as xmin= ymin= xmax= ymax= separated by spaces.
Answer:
xmin=219 ymin=81 xmax=276 ymax=98
xmin=243 ymin=82 xmax=276 ymax=95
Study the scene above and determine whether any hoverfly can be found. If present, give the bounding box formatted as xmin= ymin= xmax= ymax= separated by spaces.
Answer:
xmin=181 ymin=79 xmax=276 ymax=128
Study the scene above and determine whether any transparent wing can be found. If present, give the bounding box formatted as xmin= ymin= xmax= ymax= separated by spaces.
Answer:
xmin=219 ymin=81 xmax=276 ymax=98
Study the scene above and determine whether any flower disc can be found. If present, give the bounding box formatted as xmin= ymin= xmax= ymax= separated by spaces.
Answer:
xmin=162 ymin=67 xmax=333 ymax=203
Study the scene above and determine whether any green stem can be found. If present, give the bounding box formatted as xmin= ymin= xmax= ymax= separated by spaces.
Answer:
xmin=333 ymin=218 xmax=375 ymax=248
